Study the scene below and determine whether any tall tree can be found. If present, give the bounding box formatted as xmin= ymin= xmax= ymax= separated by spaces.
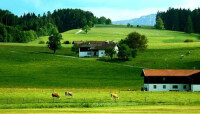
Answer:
xmin=117 ymin=44 xmax=132 ymax=60
xmin=105 ymin=47 xmax=116 ymax=60
xmin=82 ymin=25 xmax=91 ymax=34
xmin=119 ymin=32 xmax=148 ymax=51
xmin=47 ymin=33 xmax=62 ymax=54
xmin=185 ymin=15 xmax=194 ymax=33
xmin=99 ymin=16 xmax=107 ymax=24
xmin=105 ymin=18 xmax=112 ymax=25
xmin=155 ymin=16 xmax=165 ymax=30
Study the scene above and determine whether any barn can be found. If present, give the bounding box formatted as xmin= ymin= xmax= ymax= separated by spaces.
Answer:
xmin=141 ymin=69 xmax=200 ymax=91
xmin=73 ymin=40 xmax=118 ymax=57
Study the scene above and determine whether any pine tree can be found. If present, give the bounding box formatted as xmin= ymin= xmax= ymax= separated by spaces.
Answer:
xmin=185 ymin=16 xmax=194 ymax=33
xmin=155 ymin=17 xmax=165 ymax=30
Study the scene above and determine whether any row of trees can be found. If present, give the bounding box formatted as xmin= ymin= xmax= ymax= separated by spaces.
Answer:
xmin=156 ymin=7 xmax=200 ymax=33
xmin=0 ymin=8 xmax=104 ymax=43
xmin=0 ymin=23 xmax=37 ymax=43
xmin=98 ymin=16 xmax=112 ymax=25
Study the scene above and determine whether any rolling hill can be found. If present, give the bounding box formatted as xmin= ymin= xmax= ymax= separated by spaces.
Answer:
xmin=0 ymin=25 xmax=200 ymax=90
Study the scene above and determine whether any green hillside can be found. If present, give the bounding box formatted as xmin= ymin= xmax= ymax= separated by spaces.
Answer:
xmin=0 ymin=25 xmax=200 ymax=90
xmin=30 ymin=24 xmax=200 ymax=49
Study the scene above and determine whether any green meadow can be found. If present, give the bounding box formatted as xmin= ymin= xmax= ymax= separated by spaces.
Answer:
xmin=1 ymin=105 xmax=200 ymax=114
xmin=0 ymin=25 xmax=200 ymax=109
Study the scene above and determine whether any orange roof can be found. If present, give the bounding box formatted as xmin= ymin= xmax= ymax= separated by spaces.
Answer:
xmin=143 ymin=69 xmax=200 ymax=77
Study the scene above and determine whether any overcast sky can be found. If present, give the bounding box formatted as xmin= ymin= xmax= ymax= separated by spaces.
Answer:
xmin=1 ymin=0 xmax=200 ymax=21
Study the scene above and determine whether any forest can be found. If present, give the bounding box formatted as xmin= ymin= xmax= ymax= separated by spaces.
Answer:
xmin=0 ymin=9 xmax=111 ymax=43
xmin=157 ymin=8 xmax=200 ymax=33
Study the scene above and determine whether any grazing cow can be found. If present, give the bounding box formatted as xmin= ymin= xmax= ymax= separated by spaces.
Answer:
xmin=111 ymin=93 xmax=119 ymax=99
xmin=52 ymin=93 xmax=60 ymax=99
xmin=65 ymin=92 xmax=73 ymax=97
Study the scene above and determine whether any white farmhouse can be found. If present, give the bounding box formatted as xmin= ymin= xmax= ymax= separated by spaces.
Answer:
xmin=142 ymin=69 xmax=200 ymax=92
xmin=73 ymin=41 xmax=118 ymax=57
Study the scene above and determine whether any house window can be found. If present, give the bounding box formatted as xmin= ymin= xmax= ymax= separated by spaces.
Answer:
xmin=163 ymin=85 xmax=166 ymax=89
xmin=163 ymin=77 xmax=166 ymax=81
xmin=87 ymin=52 xmax=92 ymax=55
xmin=173 ymin=85 xmax=178 ymax=89
xmin=101 ymin=52 xmax=104 ymax=54
xmin=153 ymin=85 xmax=157 ymax=89
xmin=183 ymin=85 xmax=187 ymax=89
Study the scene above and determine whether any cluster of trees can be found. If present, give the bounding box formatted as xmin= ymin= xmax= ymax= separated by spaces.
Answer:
xmin=105 ymin=32 xmax=148 ymax=60
xmin=0 ymin=8 xmax=99 ymax=43
xmin=127 ymin=23 xmax=133 ymax=28
xmin=97 ymin=16 xmax=112 ymax=25
xmin=0 ymin=23 xmax=37 ymax=43
xmin=156 ymin=7 xmax=200 ymax=33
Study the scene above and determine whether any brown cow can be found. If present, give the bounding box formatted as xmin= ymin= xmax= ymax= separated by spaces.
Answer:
xmin=65 ymin=92 xmax=73 ymax=97
xmin=111 ymin=93 xmax=119 ymax=99
xmin=52 ymin=93 xmax=60 ymax=99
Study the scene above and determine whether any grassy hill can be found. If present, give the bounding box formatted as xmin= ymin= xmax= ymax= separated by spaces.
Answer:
xmin=0 ymin=24 xmax=200 ymax=90
xmin=1 ymin=24 xmax=200 ymax=109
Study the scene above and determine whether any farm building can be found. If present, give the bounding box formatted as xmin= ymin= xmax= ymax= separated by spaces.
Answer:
xmin=73 ymin=41 xmax=118 ymax=57
xmin=142 ymin=69 xmax=200 ymax=91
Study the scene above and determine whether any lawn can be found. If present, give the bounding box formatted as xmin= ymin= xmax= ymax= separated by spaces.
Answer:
xmin=1 ymin=105 xmax=200 ymax=114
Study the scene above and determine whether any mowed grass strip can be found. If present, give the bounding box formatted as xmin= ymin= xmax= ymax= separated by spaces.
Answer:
xmin=1 ymin=105 xmax=200 ymax=114
xmin=0 ymin=88 xmax=200 ymax=109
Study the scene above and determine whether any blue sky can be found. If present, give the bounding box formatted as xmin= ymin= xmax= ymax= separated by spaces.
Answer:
xmin=1 ymin=0 xmax=200 ymax=21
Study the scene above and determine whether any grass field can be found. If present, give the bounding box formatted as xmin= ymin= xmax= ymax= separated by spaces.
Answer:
xmin=30 ymin=25 xmax=200 ymax=49
xmin=0 ymin=88 xmax=200 ymax=109
xmin=0 ymin=25 xmax=200 ymax=110
xmin=1 ymin=105 xmax=200 ymax=114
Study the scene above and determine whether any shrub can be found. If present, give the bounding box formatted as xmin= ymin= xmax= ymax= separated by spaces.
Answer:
xmin=38 ymin=41 xmax=45 ymax=44
xmin=63 ymin=41 xmax=71 ymax=44
xmin=184 ymin=39 xmax=194 ymax=43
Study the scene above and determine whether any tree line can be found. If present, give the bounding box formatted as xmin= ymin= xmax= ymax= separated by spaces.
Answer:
xmin=156 ymin=7 xmax=200 ymax=33
xmin=0 ymin=8 xmax=112 ymax=43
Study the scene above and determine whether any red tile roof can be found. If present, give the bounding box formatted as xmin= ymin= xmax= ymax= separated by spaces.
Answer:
xmin=143 ymin=69 xmax=200 ymax=77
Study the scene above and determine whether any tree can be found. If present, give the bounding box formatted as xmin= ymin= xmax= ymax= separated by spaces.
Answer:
xmin=117 ymin=44 xmax=132 ymax=60
xmin=105 ymin=18 xmax=112 ymax=25
xmin=82 ymin=25 xmax=91 ymax=34
xmin=155 ymin=16 xmax=165 ymax=30
xmin=47 ymin=33 xmax=62 ymax=54
xmin=99 ymin=16 xmax=107 ymax=24
xmin=184 ymin=15 xmax=194 ymax=33
xmin=105 ymin=47 xmax=116 ymax=60
xmin=127 ymin=23 xmax=131 ymax=27
xmin=71 ymin=43 xmax=79 ymax=53
xmin=119 ymin=32 xmax=148 ymax=51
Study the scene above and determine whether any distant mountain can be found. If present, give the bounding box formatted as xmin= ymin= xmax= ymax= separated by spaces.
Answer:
xmin=113 ymin=14 xmax=156 ymax=26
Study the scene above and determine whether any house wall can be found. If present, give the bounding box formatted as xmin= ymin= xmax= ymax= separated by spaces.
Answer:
xmin=144 ymin=84 xmax=190 ymax=91
xmin=191 ymin=85 xmax=200 ymax=91
xmin=98 ymin=50 xmax=105 ymax=57
xmin=79 ymin=52 xmax=94 ymax=57
xmin=114 ymin=46 xmax=119 ymax=53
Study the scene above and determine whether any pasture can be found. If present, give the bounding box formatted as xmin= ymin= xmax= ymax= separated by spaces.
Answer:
xmin=30 ymin=24 xmax=200 ymax=49
xmin=0 ymin=88 xmax=200 ymax=109
xmin=0 ymin=25 xmax=200 ymax=110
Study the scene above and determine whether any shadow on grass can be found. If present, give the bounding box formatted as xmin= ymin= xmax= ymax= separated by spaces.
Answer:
xmin=97 ymin=58 xmax=129 ymax=64
xmin=183 ymin=61 xmax=200 ymax=69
